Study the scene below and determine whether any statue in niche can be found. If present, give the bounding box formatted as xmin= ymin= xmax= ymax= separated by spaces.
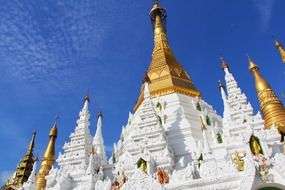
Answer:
xmin=137 ymin=158 xmax=147 ymax=173
xmin=249 ymin=135 xmax=263 ymax=155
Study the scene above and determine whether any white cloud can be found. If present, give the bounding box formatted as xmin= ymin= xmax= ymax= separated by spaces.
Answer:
xmin=252 ymin=0 xmax=275 ymax=32
xmin=0 ymin=0 xmax=106 ymax=95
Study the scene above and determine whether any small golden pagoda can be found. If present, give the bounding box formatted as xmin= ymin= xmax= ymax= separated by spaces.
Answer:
xmin=248 ymin=55 xmax=285 ymax=142
xmin=36 ymin=116 xmax=58 ymax=190
xmin=1 ymin=131 xmax=36 ymax=190
xmin=274 ymin=38 xmax=285 ymax=64
xmin=134 ymin=0 xmax=200 ymax=110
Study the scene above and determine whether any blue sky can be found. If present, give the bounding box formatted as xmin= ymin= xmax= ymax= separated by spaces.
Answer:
xmin=0 ymin=0 xmax=284 ymax=184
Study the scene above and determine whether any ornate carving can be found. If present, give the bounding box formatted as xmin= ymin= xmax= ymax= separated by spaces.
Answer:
xmin=120 ymin=170 xmax=165 ymax=190
xmin=231 ymin=151 xmax=246 ymax=171
xmin=253 ymin=153 xmax=274 ymax=183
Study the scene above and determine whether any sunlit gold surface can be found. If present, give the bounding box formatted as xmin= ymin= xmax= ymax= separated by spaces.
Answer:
xmin=36 ymin=121 xmax=58 ymax=190
xmin=249 ymin=57 xmax=285 ymax=134
xmin=134 ymin=1 xmax=200 ymax=110
xmin=249 ymin=136 xmax=262 ymax=155
xmin=139 ymin=161 xmax=147 ymax=173
xmin=275 ymin=39 xmax=285 ymax=63
xmin=231 ymin=151 xmax=246 ymax=172
xmin=1 ymin=132 xmax=36 ymax=189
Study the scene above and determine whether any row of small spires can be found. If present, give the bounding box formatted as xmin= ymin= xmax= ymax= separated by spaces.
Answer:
xmin=218 ymin=37 xmax=285 ymax=88
xmin=218 ymin=40 xmax=285 ymax=142
xmin=2 ymin=96 xmax=103 ymax=190
xmin=219 ymin=54 xmax=258 ymax=89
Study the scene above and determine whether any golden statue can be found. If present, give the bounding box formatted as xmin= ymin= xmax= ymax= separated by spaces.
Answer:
xmin=140 ymin=161 xmax=147 ymax=173
xmin=232 ymin=151 xmax=246 ymax=171
xmin=249 ymin=135 xmax=262 ymax=155
xmin=137 ymin=158 xmax=147 ymax=173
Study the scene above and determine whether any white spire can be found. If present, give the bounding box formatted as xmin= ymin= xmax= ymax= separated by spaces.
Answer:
xmin=219 ymin=80 xmax=231 ymax=118
xmin=222 ymin=61 xmax=253 ymax=116
xmin=56 ymin=96 xmax=92 ymax=180
xmin=83 ymin=96 xmax=90 ymax=110
xmin=144 ymin=82 xmax=151 ymax=99
xmin=93 ymin=112 xmax=107 ymax=165
xmin=86 ymin=152 xmax=95 ymax=175
xmin=93 ymin=112 xmax=103 ymax=143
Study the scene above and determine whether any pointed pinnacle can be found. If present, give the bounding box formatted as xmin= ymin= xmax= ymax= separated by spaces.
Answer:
xmin=154 ymin=0 xmax=159 ymax=5
xmin=218 ymin=80 xmax=224 ymax=90
xmin=247 ymin=54 xmax=258 ymax=71
xmin=97 ymin=112 xmax=103 ymax=118
xmin=220 ymin=55 xmax=229 ymax=70
xmin=54 ymin=113 xmax=60 ymax=123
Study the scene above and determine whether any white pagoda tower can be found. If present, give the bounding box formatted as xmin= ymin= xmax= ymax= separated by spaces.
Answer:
xmin=42 ymin=97 xmax=109 ymax=190
xmin=21 ymin=1 xmax=285 ymax=190
xmin=110 ymin=1 xmax=285 ymax=190
xmin=114 ymin=82 xmax=175 ymax=176
xmin=92 ymin=112 xmax=107 ymax=166
xmin=56 ymin=96 xmax=93 ymax=183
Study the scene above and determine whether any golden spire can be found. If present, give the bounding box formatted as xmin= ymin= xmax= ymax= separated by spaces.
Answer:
xmin=36 ymin=115 xmax=58 ymax=190
xmin=273 ymin=37 xmax=285 ymax=63
xmin=134 ymin=1 xmax=200 ymax=110
xmin=2 ymin=131 xmax=36 ymax=188
xmin=248 ymin=55 xmax=285 ymax=142
xmin=247 ymin=55 xmax=270 ymax=92
xmin=27 ymin=130 xmax=36 ymax=157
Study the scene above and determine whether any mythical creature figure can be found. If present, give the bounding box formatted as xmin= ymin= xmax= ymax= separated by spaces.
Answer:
xmin=157 ymin=168 xmax=169 ymax=184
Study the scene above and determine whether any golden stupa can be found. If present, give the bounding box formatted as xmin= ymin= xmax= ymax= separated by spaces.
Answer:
xmin=248 ymin=56 xmax=285 ymax=142
xmin=36 ymin=117 xmax=58 ymax=190
xmin=1 ymin=131 xmax=36 ymax=190
xmin=134 ymin=0 xmax=200 ymax=110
